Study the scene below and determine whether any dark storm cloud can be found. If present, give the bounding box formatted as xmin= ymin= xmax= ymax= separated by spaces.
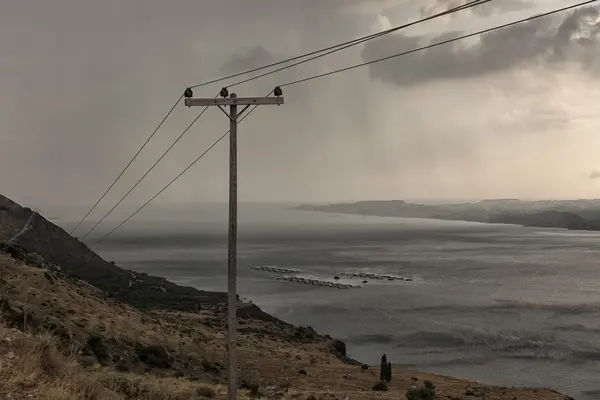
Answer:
xmin=419 ymin=0 xmax=532 ymax=18
xmin=0 ymin=0 xmax=373 ymax=205
xmin=362 ymin=6 xmax=600 ymax=87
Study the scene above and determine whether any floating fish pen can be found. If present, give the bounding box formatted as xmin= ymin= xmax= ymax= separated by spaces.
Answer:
xmin=340 ymin=272 xmax=413 ymax=281
xmin=253 ymin=266 xmax=301 ymax=274
xmin=274 ymin=275 xmax=360 ymax=289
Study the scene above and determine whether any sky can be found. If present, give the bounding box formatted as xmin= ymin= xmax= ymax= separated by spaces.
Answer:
xmin=2 ymin=0 xmax=600 ymax=211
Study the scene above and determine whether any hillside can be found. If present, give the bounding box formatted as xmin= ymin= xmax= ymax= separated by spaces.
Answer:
xmin=0 ymin=194 xmax=573 ymax=399
xmin=295 ymin=199 xmax=600 ymax=231
xmin=0 ymin=194 xmax=235 ymax=312
xmin=0 ymin=244 xmax=343 ymax=398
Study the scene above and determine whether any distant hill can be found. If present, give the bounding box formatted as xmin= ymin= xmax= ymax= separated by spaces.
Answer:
xmin=295 ymin=199 xmax=600 ymax=231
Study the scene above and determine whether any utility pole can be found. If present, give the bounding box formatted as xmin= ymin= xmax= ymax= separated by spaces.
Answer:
xmin=183 ymin=87 xmax=284 ymax=400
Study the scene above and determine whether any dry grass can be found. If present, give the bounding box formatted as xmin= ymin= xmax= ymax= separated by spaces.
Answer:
xmin=0 ymin=324 xmax=226 ymax=399
xmin=0 ymin=323 xmax=570 ymax=400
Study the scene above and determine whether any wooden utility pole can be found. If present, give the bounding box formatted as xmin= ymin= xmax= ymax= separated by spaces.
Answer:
xmin=183 ymin=87 xmax=284 ymax=400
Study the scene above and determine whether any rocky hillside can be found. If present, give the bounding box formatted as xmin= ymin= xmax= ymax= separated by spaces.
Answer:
xmin=0 ymin=194 xmax=235 ymax=311
xmin=0 ymin=242 xmax=335 ymax=381
xmin=0 ymin=193 xmax=573 ymax=399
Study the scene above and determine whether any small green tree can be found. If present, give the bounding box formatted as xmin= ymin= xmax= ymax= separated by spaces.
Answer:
xmin=386 ymin=361 xmax=392 ymax=382
xmin=379 ymin=354 xmax=387 ymax=381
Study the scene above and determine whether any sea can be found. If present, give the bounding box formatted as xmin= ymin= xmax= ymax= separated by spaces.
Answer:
xmin=53 ymin=202 xmax=600 ymax=399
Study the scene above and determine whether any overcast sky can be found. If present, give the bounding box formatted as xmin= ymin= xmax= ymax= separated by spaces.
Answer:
xmin=2 ymin=0 xmax=600 ymax=211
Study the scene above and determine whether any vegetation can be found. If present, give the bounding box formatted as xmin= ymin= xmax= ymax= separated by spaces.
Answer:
xmin=406 ymin=380 xmax=436 ymax=400
xmin=379 ymin=354 xmax=392 ymax=382
xmin=379 ymin=354 xmax=387 ymax=381
xmin=0 ymin=323 xmax=224 ymax=399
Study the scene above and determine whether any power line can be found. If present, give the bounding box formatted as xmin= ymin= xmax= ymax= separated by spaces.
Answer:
xmin=70 ymin=93 xmax=183 ymax=235
xmin=279 ymin=0 xmax=598 ymax=88
xmin=93 ymin=93 xmax=271 ymax=245
xmin=92 ymin=0 xmax=592 ymax=242
xmin=197 ymin=0 xmax=490 ymax=90
xmin=80 ymin=2 xmax=483 ymax=237
xmin=79 ymin=104 xmax=212 ymax=240
xmin=74 ymin=1 xmax=484 ymax=236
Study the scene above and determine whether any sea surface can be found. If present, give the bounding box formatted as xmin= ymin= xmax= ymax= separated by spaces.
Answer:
xmin=56 ymin=203 xmax=600 ymax=399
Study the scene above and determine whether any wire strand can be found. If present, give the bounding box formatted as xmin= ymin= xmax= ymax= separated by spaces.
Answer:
xmin=90 ymin=0 xmax=594 ymax=243
xmin=189 ymin=0 xmax=489 ymax=90
xmin=70 ymin=94 xmax=183 ymax=235
xmin=93 ymin=91 xmax=274 ymax=244
xmin=280 ymin=0 xmax=598 ymax=88
xmin=79 ymin=105 xmax=211 ymax=240
xmin=79 ymin=2 xmax=485 ymax=238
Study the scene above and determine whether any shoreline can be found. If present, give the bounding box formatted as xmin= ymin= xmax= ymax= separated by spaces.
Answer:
xmin=293 ymin=203 xmax=600 ymax=232
xmin=301 ymin=209 xmax=595 ymax=230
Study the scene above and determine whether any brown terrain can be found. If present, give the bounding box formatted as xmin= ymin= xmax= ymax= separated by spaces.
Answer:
xmin=0 ymin=194 xmax=573 ymax=399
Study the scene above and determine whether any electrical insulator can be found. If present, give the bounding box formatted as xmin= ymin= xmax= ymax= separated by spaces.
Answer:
xmin=274 ymin=86 xmax=283 ymax=97
xmin=184 ymin=88 xmax=193 ymax=98
xmin=220 ymin=87 xmax=229 ymax=98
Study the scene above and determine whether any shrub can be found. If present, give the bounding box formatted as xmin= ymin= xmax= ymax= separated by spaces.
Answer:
xmin=372 ymin=381 xmax=389 ymax=391
xmin=406 ymin=381 xmax=436 ymax=400
xmin=196 ymin=385 xmax=216 ymax=398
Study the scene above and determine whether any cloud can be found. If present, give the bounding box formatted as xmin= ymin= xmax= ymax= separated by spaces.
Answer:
xmin=591 ymin=171 xmax=600 ymax=179
xmin=362 ymin=6 xmax=600 ymax=87
xmin=220 ymin=46 xmax=276 ymax=74
xmin=418 ymin=0 xmax=532 ymax=18
xmin=3 ymin=0 xmax=600 ymax=206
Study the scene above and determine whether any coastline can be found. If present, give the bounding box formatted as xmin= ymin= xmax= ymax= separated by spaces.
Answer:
xmin=0 ymin=194 xmax=574 ymax=398
xmin=293 ymin=200 xmax=600 ymax=232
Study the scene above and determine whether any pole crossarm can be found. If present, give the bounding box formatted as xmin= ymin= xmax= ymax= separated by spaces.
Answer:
xmin=216 ymin=105 xmax=253 ymax=121
xmin=184 ymin=96 xmax=283 ymax=107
